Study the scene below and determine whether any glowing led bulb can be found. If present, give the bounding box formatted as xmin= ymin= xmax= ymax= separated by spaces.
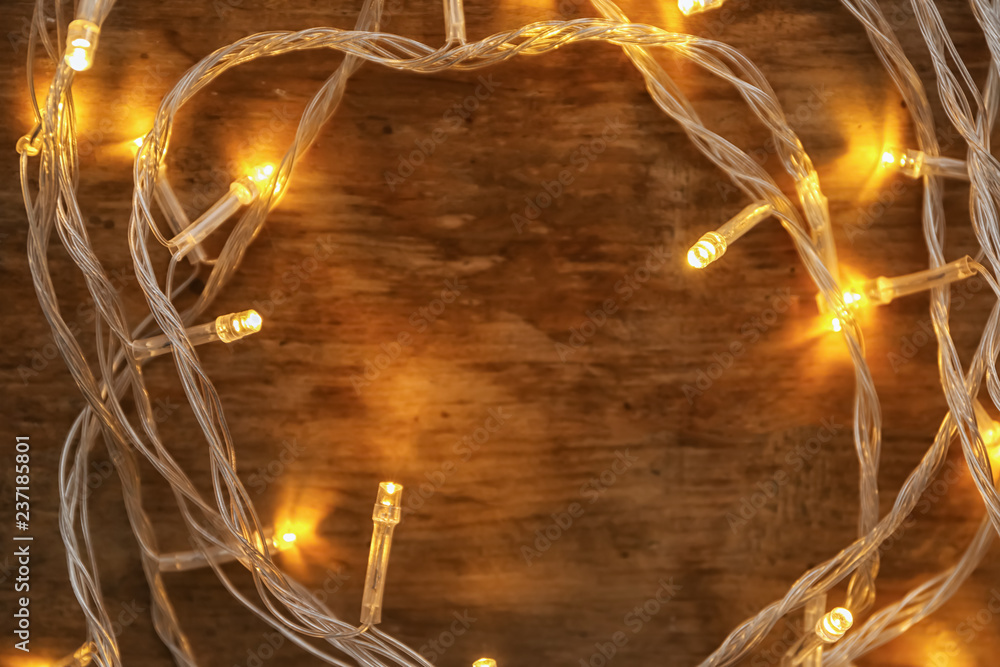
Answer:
xmin=250 ymin=163 xmax=274 ymax=183
xmin=168 ymin=167 xmax=269 ymax=259
xmin=850 ymin=257 xmax=975 ymax=307
xmin=973 ymin=400 xmax=1000 ymax=467
xmin=472 ymin=660 xmax=497 ymax=667
xmin=880 ymin=148 xmax=921 ymax=177
xmin=842 ymin=290 xmax=862 ymax=307
xmin=880 ymin=147 xmax=968 ymax=180
xmin=267 ymin=530 xmax=298 ymax=553
xmin=687 ymin=202 xmax=772 ymax=269
xmin=157 ymin=527 xmax=296 ymax=572
xmin=130 ymin=135 xmax=151 ymax=163
xmin=132 ymin=309 xmax=262 ymax=359
xmin=130 ymin=134 xmax=150 ymax=161
xmin=787 ymin=605 xmax=853 ymax=664
xmin=816 ymin=607 xmax=853 ymax=642
xmin=247 ymin=162 xmax=286 ymax=196
xmin=361 ymin=481 xmax=404 ymax=628
xmin=678 ymin=0 xmax=726 ymax=15
xmin=215 ymin=309 xmax=263 ymax=343
xmin=827 ymin=259 xmax=974 ymax=335
xmin=827 ymin=290 xmax=864 ymax=333
xmin=66 ymin=48 xmax=90 ymax=71
xmin=688 ymin=232 xmax=726 ymax=268
xmin=64 ymin=20 xmax=100 ymax=71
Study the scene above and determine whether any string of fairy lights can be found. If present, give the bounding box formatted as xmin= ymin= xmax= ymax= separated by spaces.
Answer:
xmin=15 ymin=0 xmax=1000 ymax=664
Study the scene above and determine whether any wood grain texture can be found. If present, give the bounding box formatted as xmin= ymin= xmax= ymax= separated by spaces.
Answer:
xmin=2 ymin=1 xmax=999 ymax=666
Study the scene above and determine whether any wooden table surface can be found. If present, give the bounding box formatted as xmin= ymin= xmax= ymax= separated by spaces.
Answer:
xmin=3 ymin=1 xmax=999 ymax=666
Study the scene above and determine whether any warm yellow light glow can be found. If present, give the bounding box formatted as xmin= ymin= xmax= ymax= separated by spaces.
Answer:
xmin=472 ymin=660 xmax=497 ymax=667
xmin=687 ymin=232 xmax=726 ymax=269
xmin=243 ymin=310 xmax=263 ymax=331
xmin=270 ymin=512 xmax=318 ymax=561
xmin=246 ymin=163 xmax=282 ymax=195
xmin=378 ymin=481 xmax=403 ymax=506
xmin=215 ymin=309 xmax=263 ymax=343
xmin=362 ymin=481 xmax=405 ymax=627
xmin=64 ymin=19 xmax=99 ymax=72
xmin=678 ymin=0 xmax=725 ymax=15
xmin=129 ymin=135 xmax=146 ymax=157
xmin=687 ymin=243 xmax=713 ymax=268
xmin=269 ymin=529 xmax=298 ymax=553
xmin=66 ymin=47 xmax=92 ymax=71
xmin=973 ymin=400 xmax=1000 ymax=474
xmin=250 ymin=163 xmax=274 ymax=182
xmin=879 ymin=146 xmax=968 ymax=180
xmin=984 ymin=428 xmax=1000 ymax=459
xmin=826 ymin=290 xmax=867 ymax=334
xmin=879 ymin=146 xmax=924 ymax=178
xmin=818 ymin=607 xmax=853 ymax=642
xmin=234 ymin=309 xmax=263 ymax=335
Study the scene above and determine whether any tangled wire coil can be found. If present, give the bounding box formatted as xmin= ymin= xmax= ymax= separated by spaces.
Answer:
xmin=17 ymin=0 xmax=1000 ymax=665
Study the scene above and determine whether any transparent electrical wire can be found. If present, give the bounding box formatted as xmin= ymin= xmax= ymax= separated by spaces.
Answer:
xmin=16 ymin=0 xmax=1000 ymax=665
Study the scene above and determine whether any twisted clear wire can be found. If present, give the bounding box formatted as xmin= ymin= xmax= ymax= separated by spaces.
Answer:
xmin=17 ymin=0 xmax=1000 ymax=665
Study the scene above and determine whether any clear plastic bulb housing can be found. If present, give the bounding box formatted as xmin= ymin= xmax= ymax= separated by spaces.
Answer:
xmin=852 ymin=256 xmax=975 ymax=306
xmin=817 ymin=607 xmax=853 ymax=642
xmin=881 ymin=147 xmax=968 ymax=180
xmin=168 ymin=176 xmax=260 ymax=259
xmin=215 ymin=309 xmax=263 ymax=343
xmin=688 ymin=231 xmax=726 ymax=268
xmin=444 ymin=0 xmax=467 ymax=43
xmin=687 ymin=202 xmax=772 ymax=269
xmin=361 ymin=481 xmax=404 ymax=628
xmin=65 ymin=20 xmax=100 ymax=71
xmin=132 ymin=309 xmax=262 ymax=359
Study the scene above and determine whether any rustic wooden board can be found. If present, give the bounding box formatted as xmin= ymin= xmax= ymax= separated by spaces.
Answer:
xmin=2 ymin=1 xmax=999 ymax=666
